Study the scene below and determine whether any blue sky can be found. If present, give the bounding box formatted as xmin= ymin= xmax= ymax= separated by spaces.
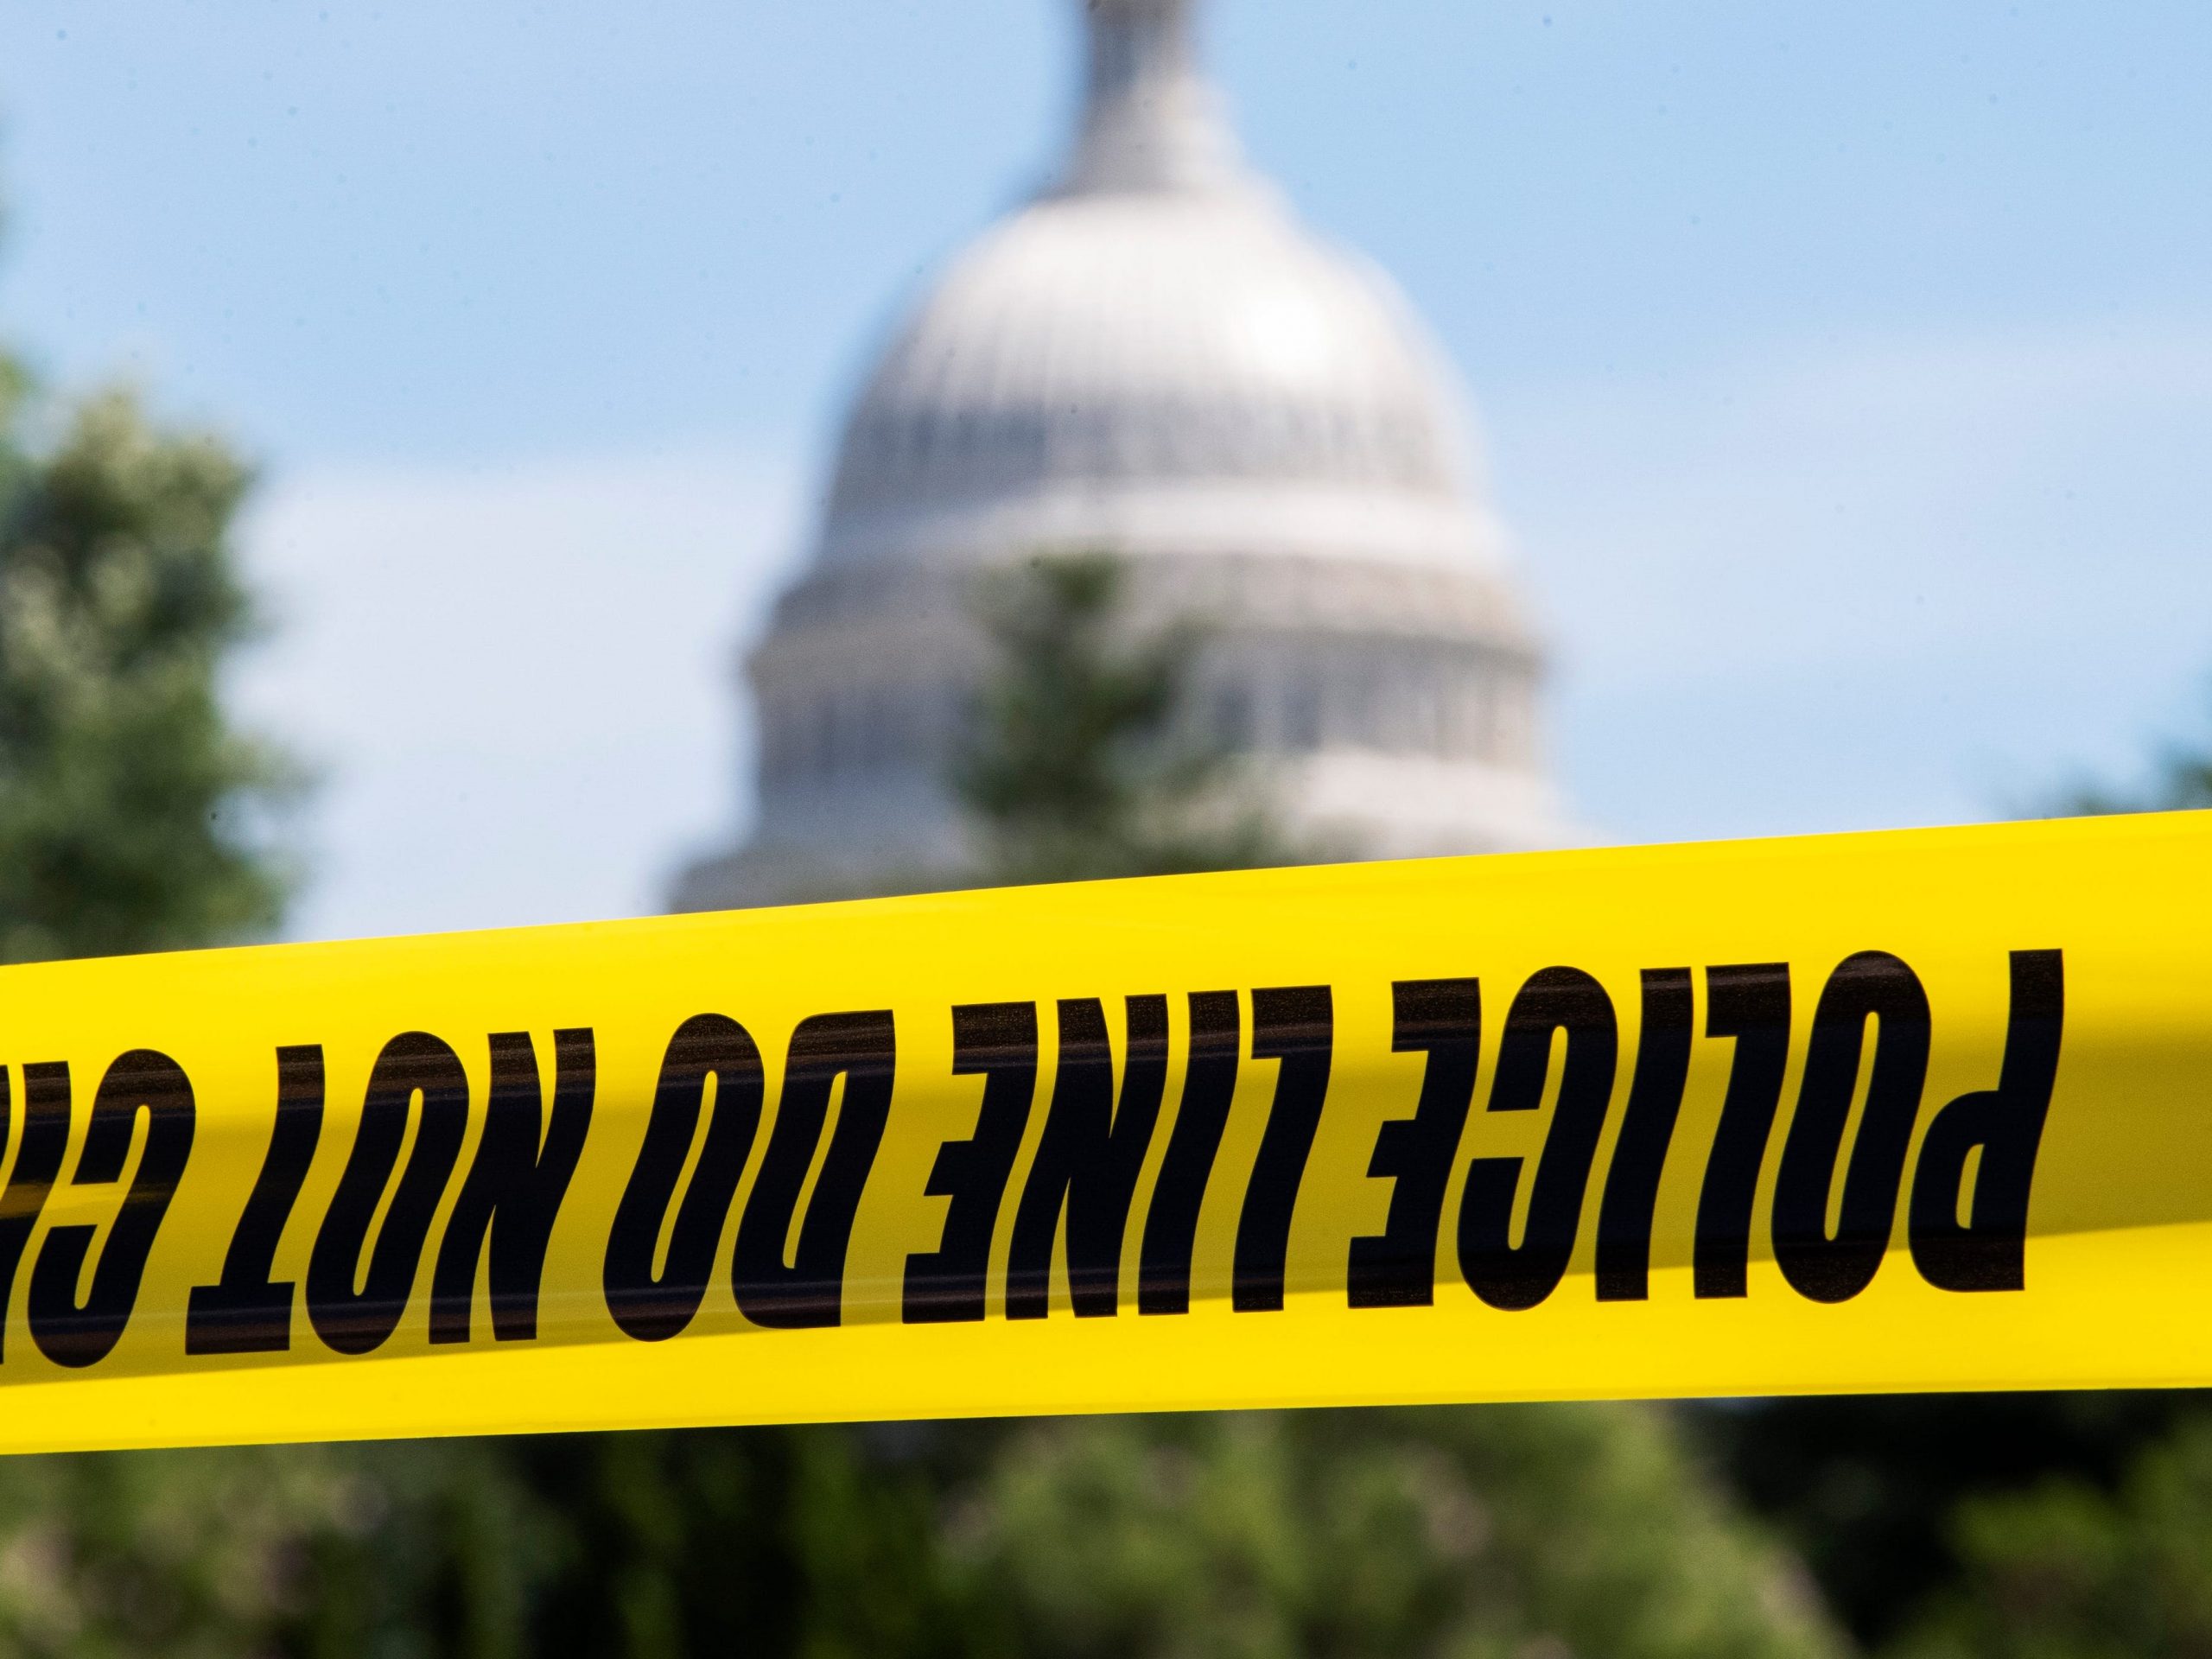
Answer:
xmin=1 ymin=1 xmax=2206 ymax=938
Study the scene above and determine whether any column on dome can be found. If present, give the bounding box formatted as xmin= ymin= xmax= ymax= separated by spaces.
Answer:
xmin=1179 ymin=618 xmax=1542 ymax=769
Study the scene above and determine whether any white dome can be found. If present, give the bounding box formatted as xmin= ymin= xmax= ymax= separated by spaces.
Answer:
xmin=671 ymin=0 xmax=1573 ymax=912
xmin=819 ymin=187 xmax=1509 ymax=573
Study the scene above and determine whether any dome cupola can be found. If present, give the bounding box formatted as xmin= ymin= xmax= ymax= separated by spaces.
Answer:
xmin=1057 ymin=0 xmax=1243 ymax=195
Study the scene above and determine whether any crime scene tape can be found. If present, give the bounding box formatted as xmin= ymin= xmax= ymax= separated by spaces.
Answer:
xmin=0 ymin=810 xmax=2202 ymax=1453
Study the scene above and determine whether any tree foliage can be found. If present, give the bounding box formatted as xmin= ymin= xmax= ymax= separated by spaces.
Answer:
xmin=2051 ymin=690 xmax=2212 ymax=816
xmin=955 ymin=551 xmax=1298 ymax=883
xmin=962 ymin=1408 xmax=1843 ymax=1659
xmin=0 ymin=1407 xmax=1856 ymax=1659
xmin=1891 ymin=1415 xmax=2212 ymax=1659
xmin=1704 ymin=1392 xmax=2189 ymax=1649
xmin=0 ymin=363 xmax=293 ymax=961
xmin=0 ymin=1439 xmax=550 ymax=1659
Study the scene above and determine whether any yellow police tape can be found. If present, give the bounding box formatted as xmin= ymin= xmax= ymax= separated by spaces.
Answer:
xmin=0 ymin=810 xmax=2202 ymax=1452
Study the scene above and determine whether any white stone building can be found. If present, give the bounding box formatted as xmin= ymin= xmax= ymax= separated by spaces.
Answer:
xmin=672 ymin=0 xmax=1571 ymax=910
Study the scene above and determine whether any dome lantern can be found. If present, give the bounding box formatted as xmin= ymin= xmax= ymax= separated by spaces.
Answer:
xmin=1058 ymin=0 xmax=1245 ymax=196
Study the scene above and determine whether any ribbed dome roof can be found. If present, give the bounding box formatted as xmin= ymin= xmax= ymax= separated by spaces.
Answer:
xmin=814 ymin=0 xmax=1505 ymax=574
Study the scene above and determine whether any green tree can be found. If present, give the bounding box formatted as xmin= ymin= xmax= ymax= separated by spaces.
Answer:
xmin=2050 ymin=690 xmax=2212 ymax=816
xmin=1889 ymin=1415 xmax=2212 ymax=1659
xmin=0 ymin=1434 xmax=552 ymax=1656
xmin=491 ymin=1408 xmax=1853 ymax=1659
xmin=0 ymin=364 xmax=295 ymax=961
xmin=509 ymin=1423 xmax=973 ymax=1659
xmin=956 ymin=551 xmax=1300 ymax=883
xmin=0 ymin=1426 xmax=959 ymax=1659
xmin=1704 ymin=1392 xmax=2186 ymax=1649
xmin=961 ymin=1407 xmax=1844 ymax=1659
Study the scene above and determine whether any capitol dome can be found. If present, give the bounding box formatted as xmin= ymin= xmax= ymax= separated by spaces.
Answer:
xmin=821 ymin=188 xmax=1503 ymax=574
xmin=674 ymin=0 xmax=1571 ymax=909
